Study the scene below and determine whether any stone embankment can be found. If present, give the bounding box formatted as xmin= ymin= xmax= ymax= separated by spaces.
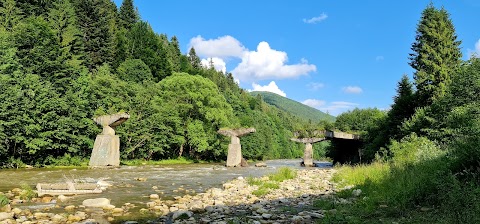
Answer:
xmin=0 ymin=168 xmax=342 ymax=224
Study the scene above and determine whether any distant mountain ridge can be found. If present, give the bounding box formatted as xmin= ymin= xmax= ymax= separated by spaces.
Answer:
xmin=250 ymin=91 xmax=335 ymax=122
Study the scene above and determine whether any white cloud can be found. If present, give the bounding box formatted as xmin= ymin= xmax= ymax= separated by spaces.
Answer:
xmin=320 ymin=101 xmax=359 ymax=116
xmin=469 ymin=39 xmax=480 ymax=58
xmin=201 ymin=57 xmax=226 ymax=73
xmin=307 ymin=82 xmax=324 ymax=90
xmin=302 ymin=99 xmax=326 ymax=108
xmin=342 ymin=86 xmax=363 ymax=94
xmin=375 ymin=56 xmax=384 ymax=61
xmin=232 ymin=42 xmax=317 ymax=81
xmin=303 ymin=13 xmax=328 ymax=24
xmin=189 ymin=35 xmax=245 ymax=58
xmin=249 ymin=81 xmax=287 ymax=97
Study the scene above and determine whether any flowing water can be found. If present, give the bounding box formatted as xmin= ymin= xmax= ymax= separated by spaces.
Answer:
xmin=0 ymin=159 xmax=331 ymax=212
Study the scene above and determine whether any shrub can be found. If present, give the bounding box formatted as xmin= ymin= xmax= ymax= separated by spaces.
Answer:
xmin=268 ymin=167 xmax=296 ymax=182
xmin=19 ymin=183 xmax=37 ymax=200
xmin=0 ymin=195 xmax=9 ymax=207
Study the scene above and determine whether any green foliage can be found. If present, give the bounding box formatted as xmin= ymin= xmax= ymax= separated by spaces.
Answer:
xmin=268 ymin=167 xmax=297 ymax=182
xmin=119 ymin=0 xmax=139 ymax=30
xmin=248 ymin=167 xmax=296 ymax=197
xmin=0 ymin=0 xmax=23 ymax=31
xmin=334 ymin=108 xmax=386 ymax=134
xmin=0 ymin=194 xmax=8 ymax=208
xmin=0 ymin=0 xmax=336 ymax=166
xmin=409 ymin=4 xmax=462 ymax=106
xmin=116 ymin=59 xmax=152 ymax=83
xmin=251 ymin=91 xmax=335 ymax=123
xmin=19 ymin=183 xmax=36 ymax=200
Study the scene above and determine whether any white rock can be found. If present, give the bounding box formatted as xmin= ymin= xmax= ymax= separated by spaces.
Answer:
xmin=149 ymin=194 xmax=160 ymax=199
xmin=352 ymin=189 xmax=362 ymax=197
xmin=57 ymin=195 xmax=69 ymax=202
xmin=262 ymin=213 xmax=272 ymax=219
xmin=82 ymin=198 xmax=111 ymax=207
xmin=0 ymin=212 xmax=13 ymax=221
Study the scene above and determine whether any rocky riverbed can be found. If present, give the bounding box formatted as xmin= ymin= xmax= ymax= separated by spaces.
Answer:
xmin=0 ymin=168 xmax=347 ymax=224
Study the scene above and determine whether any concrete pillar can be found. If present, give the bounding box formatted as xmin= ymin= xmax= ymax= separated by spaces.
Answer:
xmin=218 ymin=128 xmax=256 ymax=167
xmin=290 ymin=137 xmax=325 ymax=167
xmin=89 ymin=113 xmax=129 ymax=168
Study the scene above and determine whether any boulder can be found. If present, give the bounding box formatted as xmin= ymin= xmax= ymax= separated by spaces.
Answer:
xmin=240 ymin=158 xmax=249 ymax=167
xmin=0 ymin=212 xmax=13 ymax=221
xmin=172 ymin=210 xmax=193 ymax=220
xmin=255 ymin=162 xmax=267 ymax=167
xmin=82 ymin=198 xmax=111 ymax=207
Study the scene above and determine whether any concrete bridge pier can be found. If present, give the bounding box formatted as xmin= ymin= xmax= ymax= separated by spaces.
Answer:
xmin=290 ymin=137 xmax=325 ymax=167
xmin=218 ymin=128 xmax=256 ymax=167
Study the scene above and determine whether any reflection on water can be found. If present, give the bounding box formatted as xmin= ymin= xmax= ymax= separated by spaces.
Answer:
xmin=0 ymin=159 xmax=331 ymax=208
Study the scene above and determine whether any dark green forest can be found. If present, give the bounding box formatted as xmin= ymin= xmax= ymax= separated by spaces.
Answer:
xmin=0 ymin=0 xmax=332 ymax=168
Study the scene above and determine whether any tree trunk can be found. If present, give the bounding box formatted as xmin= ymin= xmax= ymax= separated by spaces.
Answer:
xmin=179 ymin=143 xmax=184 ymax=157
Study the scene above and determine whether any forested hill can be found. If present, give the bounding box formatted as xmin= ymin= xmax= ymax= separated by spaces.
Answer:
xmin=0 ymin=0 xmax=315 ymax=167
xmin=250 ymin=91 xmax=335 ymax=122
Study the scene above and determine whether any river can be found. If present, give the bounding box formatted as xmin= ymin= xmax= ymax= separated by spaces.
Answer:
xmin=0 ymin=159 xmax=331 ymax=212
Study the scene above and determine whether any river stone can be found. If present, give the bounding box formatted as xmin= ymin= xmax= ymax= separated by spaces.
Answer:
xmin=51 ymin=214 xmax=66 ymax=223
xmin=0 ymin=212 xmax=13 ymax=221
xmin=172 ymin=210 xmax=193 ymax=220
xmin=57 ymin=195 xmax=68 ymax=202
xmin=82 ymin=198 xmax=111 ymax=207
xmin=255 ymin=162 xmax=267 ymax=167
xmin=103 ymin=204 xmax=116 ymax=210
xmin=112 ymin=208 xmax=124 ymax=213
xmin=149 ymin=194 xmax=159 ymax=199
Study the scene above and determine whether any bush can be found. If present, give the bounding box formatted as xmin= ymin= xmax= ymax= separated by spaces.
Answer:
xmin=268 ymin=167 xmax=296 ymax=182
xmin=389 ymin=133 xmax=444 ymax=166
xmin=19 ymin=183 xmax=37 ymax=200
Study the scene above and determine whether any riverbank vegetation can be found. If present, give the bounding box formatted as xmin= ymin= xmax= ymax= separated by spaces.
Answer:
xmin=321 ymin=4 xmax=480 ymax=223
xmin=0 ymin=0 xmax=331 ymax=168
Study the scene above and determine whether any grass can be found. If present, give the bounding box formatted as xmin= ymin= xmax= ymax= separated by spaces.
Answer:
xmin=314 ymin=135 xmax=480 ymax=223
xmin=248 ymin=167 xmax=297 ymax=197
xmin=19 ymin=183 xmax=37 ymax=201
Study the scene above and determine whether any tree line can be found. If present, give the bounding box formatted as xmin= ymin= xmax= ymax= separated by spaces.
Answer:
xmin=0 ymin=0 xmax=321 ymax=167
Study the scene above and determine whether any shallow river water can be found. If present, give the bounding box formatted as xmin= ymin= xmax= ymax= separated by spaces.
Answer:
xmin=0 ymin=159 xmax=331 ymax=211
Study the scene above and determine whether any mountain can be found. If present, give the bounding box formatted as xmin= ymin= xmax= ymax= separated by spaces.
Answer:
xmin=250 ymin=91 xmax=335 ymax=122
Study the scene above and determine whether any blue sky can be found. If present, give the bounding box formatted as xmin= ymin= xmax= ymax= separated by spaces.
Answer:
xmin=114 ymin=0 xmax=480 ymax=116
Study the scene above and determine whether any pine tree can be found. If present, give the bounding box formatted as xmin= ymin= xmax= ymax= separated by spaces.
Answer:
xmin=0 ymin=0 xmax=23 ymax=31
xmin=188 ymin=47 xmax=201 ymax=70
xmin=48 ymin=0 xmax=85 ymax=70
xmin=168 ymin=36 xmax=182 ymax=72
xmin=15 ymin=0 xmax=53 ymax=17
xmin=409 ymin=4 xmax=462 ymax=106
xmin=387 ymin=75 xmax=415 ymax=140
xmin=72 ymin=0 xmax=115 ymax=71
xmin=119 ymin=0 xmax=138 ymax=30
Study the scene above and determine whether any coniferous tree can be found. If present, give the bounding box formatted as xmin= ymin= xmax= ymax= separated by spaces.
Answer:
xmin=169 ymin=36 xmax=182 ymax=72
xmin=73 ymin=0 xmax=115 ymax=71
xmin=409 ymin=4 xmax=462 ymax=106
xmin=0 ymin=0 xmax=23 ymax=31
xmin=188 ymin=47 xmax=201 ymax=70
xmin=48 ymin=0 xmax=85 ymax=70
xmin=15 ymin=0 xmax=53 ymax=17
xmin=119 ymin=0 xmax=138 ymax=30
xmin=387 ymin=75 xmax=415 ymax=140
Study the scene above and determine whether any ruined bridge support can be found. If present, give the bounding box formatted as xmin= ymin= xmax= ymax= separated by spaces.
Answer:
xmin=218 ymin=128 xmax=256 ymax=167
xmin=89 ymin=113 xmax=130 ymax=168
xmin=290 ymin=137 xmax=325 ymax=167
